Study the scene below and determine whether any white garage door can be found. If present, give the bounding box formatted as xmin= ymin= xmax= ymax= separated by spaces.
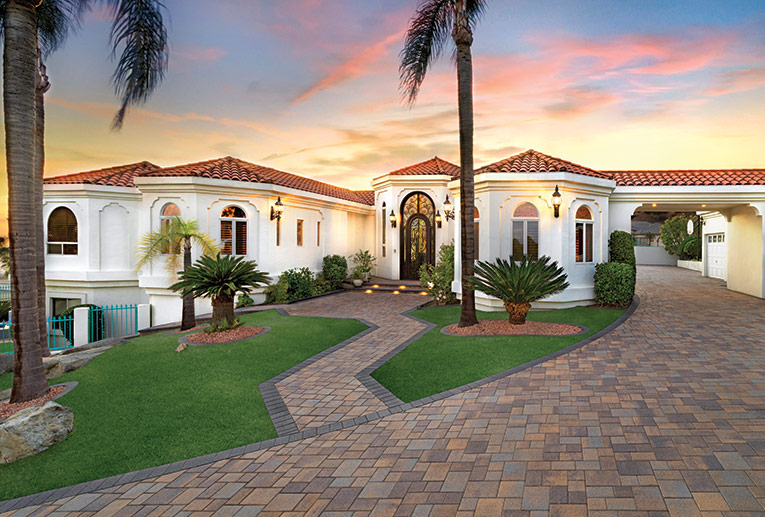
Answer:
xmin=706 ymin=233 xmax=727 ymax=281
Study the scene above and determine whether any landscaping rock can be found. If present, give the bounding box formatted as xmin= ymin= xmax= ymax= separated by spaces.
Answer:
xmin=0 ymin=353 xmax=12 ymax=376
xmin=43 ymin=350 xmax=102 ymax=379
xmin=0 ymin=388 xmax=10 ymax=402
xmin=0 ymin=401 xmax=73 ymax=463
xmin=175 ymin=343 xmax=187 ymax=353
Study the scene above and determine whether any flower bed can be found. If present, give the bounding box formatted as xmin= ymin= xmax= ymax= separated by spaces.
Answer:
xmin=444 ymin=320 xmax=584 ymax=337
xmin=184 ymin=326 xmax=266 ymax=345
xmin=0 ymin=385 xmax=67 ymax=421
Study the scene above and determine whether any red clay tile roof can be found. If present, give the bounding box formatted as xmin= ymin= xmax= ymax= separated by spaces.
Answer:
xmin=475 ymin=149 xmax=610 ymax=179
xmin=139 ymin=156 xmax=374 ymax=205
xmin=353 ymin=190 xmax=375 ymax=205
xmin=388 ymin=157 xmax=460 ymax=178
xmin=606 ymin=169 xmax=765 ymax=187
xmin=44 ymin=161 xmax=160 ymax=188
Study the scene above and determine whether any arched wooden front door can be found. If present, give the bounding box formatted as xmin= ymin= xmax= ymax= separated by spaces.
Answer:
xmin=400 ymin=192 xmax=435 ymax=280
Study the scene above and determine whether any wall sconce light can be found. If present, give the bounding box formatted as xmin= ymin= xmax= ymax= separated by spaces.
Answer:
xmin=443 ymin=195 xmax=455 ymax=220
xmin=552 ymin=185 xmax=561 ymax=218
xmin=435 ymin=211 xmax=443 ymax=229
xmin=270 ymin=196 xmax=284 ymax=221
xmin=389 ymin=211 xmax=397 ymax=228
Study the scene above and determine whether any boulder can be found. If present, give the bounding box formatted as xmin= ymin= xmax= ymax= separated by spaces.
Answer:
xmin=0 ymin=401 xmax=73 ymax=463
xmin=44 ymin=349 xmax=103 ymax=379
xmin=0 ymin=353 xmax=12 ymax=376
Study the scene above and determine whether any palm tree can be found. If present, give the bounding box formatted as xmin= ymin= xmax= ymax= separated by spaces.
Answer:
xmin=468 ymin=256 xmax=569 ymax=324
xmin=2 ymin=0 xmax=169 ymax=402
xmin=137 ymin=218 xmax=219 ymax=331
xmin=170 ymin=254 xmax=269 ymax=327
xmin=400 ymin=0 xmax=486 ymax=327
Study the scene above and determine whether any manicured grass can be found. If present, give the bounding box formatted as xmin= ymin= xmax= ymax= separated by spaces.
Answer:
xmin=0 ymin=309 xmax=366 ymax=501
xmin=371 ymin=305 xmax=625 ymax=403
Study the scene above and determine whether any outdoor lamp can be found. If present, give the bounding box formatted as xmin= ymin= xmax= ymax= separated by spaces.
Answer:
xmin=443 ymin=195 xmax=455 ymax=220
xmin=389 ymin=211 xmax=397 ymax=228
xmin=552 ymin=185 xmax=562 ymax=218
xmin=270 ymin=196 xmax=284 ymax=221
xmin=435 ymin=211 xmax=443 ymax=229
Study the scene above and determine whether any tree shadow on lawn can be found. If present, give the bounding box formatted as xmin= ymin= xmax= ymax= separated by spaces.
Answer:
xmin=0 ymin=309 xmax=367 ymax=502
xmin=371 ymin=305 xmax=625 ymax=404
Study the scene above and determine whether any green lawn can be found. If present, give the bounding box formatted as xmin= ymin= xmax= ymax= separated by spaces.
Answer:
xmin=371 ymin=305 xmax=625 ymax=403
xmin=0 ymin=309 xmax=366 ymax=501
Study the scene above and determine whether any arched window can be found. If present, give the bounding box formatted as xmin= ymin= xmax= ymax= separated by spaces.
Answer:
xmin=512 ymin=202 xmax=539 ymax=260
xmin=47 ymin=207 xmax=78 ymax=255
xmin=160 ymin=203 xmax=181 ymax=254
xmin=474 ymin=207 xmax=480 ymax=260
xmin=575 ymin=205 xmax=594 ymax=263
xmin=221 ymin=205 xmax=247 ymax=256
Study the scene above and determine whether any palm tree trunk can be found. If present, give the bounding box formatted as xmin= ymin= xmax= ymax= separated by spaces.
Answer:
xmin=211 ymin=295 xmax=235 ymax=327
xmin=180 ymin=238 xmax=195 ymax=330
xmin=4 ymin=0 xmax=49 ymax=402
xmin=504 ymin=301 xmax=531 ymax=325
xmin=454 ymin=1 xmax=478 ymax=328
xmin=35 ymin=46 xmax=51 ymax=357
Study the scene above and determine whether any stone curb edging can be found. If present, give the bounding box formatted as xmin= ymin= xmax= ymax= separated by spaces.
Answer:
xmin=439 ymin=323 xmax=589 ymax=338
xmin=0 ymin=296 xmax=639 ymax=512
xmin=177 ymin=327 xmax=272 ymax=347
xmin=356 ymin=296 xmax=640 ymax=411
xmin=0 ymin=381 xmax=79 ymax=422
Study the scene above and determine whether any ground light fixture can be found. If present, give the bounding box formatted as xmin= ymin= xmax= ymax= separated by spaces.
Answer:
xmin=389 ymin=211 xmax=397 ymax=228
xmin=270 ymin=197 xmax=284 ymax=220
xmin=443 ymin=195 xmax=455 ymax=220
xmin=552 ymin=185 xmax=562 ymax=218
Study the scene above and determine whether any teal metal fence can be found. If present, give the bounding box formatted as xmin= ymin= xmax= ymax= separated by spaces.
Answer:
xmin=0 ymin=284 xmax=10 ymax=302
xmin=89 ymin=304 xmax=138 ymax=342
xmin=0 ymin=312 xmax=76 ymax=354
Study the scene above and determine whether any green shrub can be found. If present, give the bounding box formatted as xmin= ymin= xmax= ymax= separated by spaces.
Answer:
xmin=322 ymin=254 xmax=348 ymax=289
xmin=660 ymin=215 xmax=691 ymax=256
xmin=264 ymin=276 xmax=289 ymax=304
xmin=312 ymin=273 xmax=332 ymax=295
xmin=55 ymin=304 xmax=104 ymax=343
xmin=594 ymin=262 xmax=634 ymax=307
xmin=204 ymin=317 xmax=241 ymax=333
xmin=609 ymin=230 xmax=636 ymax=271
xmin=419 ymin=242 xmax=457 ymax=305
xmin=236 ymin=293 xmax=254 ymax=308
xmin=680 ymin=234 xmax=701 ymax=260
xmin=350 ymin=249 xmax=376 ymax=280
xmin=283 ymin=267 xmax=314 ymax=301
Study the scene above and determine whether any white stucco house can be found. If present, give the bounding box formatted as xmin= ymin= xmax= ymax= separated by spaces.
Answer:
xmin=42 ymin=149 xmax=765 ymax=323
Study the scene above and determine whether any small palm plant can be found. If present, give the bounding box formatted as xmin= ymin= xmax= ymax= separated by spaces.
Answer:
xmin=137 ymin=218 xmax=218 ymax=330
xmin=170 ymin=254 xmax=269 ymax=328
xmin=468 ymin=256 xmax=569 ymax=325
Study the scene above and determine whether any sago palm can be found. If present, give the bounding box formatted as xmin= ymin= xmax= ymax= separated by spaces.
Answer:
xmin=2 ymin=0 xmax=169 ymax=402
xmin=468 ymin=256 xmax=569 ymax=325
xmin=170 ymin=254 xmax=270 ymax=328
xmin=400 ymin=0 xmax=486 ymax=327
xmin=137 ymin=217 xmax=218 ymax=331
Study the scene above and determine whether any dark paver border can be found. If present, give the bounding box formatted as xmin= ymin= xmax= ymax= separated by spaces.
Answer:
xmin=356 ymin=296 xmax=640 ymax=410
xmin=178 ymin=326 xmax=272 ymax=347
xmin=0 ymin=295 xmax=638 ymax=512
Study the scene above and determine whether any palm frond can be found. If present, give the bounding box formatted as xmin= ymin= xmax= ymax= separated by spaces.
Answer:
xmin=99 ymin=0 xmax=169 ymax=129
xmin=468 ymin=255 xmax=569 ymax=304
xmin=170 ymin=254 xmax=269 ymax=301
xmin=135 ymin=217 xmax=216 ymax=275
xmin=399 ymin=0 xmax=453 ymax=106
xmin=0 ymin=0 xmax=87 ymax=54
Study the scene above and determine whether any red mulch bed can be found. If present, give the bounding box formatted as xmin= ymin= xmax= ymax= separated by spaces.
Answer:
xmin=185 ymin=326 xmax=265 ymax=344
xmin=170 ymin=324 xmax=208 ymax=334
xmin=444 ymin=320 xmax=582 ymax=336
xmin=0 ymin=385 xmax=67 ymax=421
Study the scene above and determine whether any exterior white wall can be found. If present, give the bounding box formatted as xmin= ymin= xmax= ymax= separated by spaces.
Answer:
xmin=635 ymin=246 xmax=677 ymax=266
xmin=451 ymin=172 xmax=615 ymax=310
xmin=726 ymin=204 xmax=764 ymax=299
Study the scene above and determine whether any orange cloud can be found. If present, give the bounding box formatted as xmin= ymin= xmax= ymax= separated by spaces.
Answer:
xmin=706 ymin=68 xmax=765 ymax=96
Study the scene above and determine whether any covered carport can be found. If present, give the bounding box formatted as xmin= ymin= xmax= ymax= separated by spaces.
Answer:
xmin=606 ymin=169 xmax=765 ymax=299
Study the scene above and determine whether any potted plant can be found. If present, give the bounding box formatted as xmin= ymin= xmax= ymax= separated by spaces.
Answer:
xmin=351 ymin=249 xmax=376 ymax=282
xmin=351 ymin=267 xmax=364 ymax=287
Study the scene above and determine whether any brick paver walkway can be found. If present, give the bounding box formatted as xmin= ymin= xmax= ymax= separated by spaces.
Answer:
xmin=278 ymin=292 xmax=428 ymax=429
xmin=4 ymin=266 xmax=765 ymax=515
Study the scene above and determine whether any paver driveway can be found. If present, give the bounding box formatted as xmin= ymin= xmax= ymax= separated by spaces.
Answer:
xmin=3 ymin=266 xmax=765 ymax=515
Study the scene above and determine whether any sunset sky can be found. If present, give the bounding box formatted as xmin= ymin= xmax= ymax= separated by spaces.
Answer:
xmin=2 ymin=0 xmax=765 ymax=235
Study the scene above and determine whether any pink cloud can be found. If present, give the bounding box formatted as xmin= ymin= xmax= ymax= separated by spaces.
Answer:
xmin=292 ymin=31 xmax=403 ymax=105
xmin=706 ymin=68 xmax=765 ymax=95
xmin=173 ymin=44 xmax=229 ymax=63
xmin=544 ymin=86 xmax=620 ymax=118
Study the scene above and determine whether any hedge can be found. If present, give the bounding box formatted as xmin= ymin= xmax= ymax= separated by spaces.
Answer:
xmin=322 ymin=255 xmax=347 ymax=290
xmin=594 ymin=262 xmax=634 ymax=307
xmin=282 ymin=267 xmax=314 ymax=302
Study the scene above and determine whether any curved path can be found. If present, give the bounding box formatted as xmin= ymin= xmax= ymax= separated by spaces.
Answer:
xmin=3 ymin=267 xmax=765 ymax=515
